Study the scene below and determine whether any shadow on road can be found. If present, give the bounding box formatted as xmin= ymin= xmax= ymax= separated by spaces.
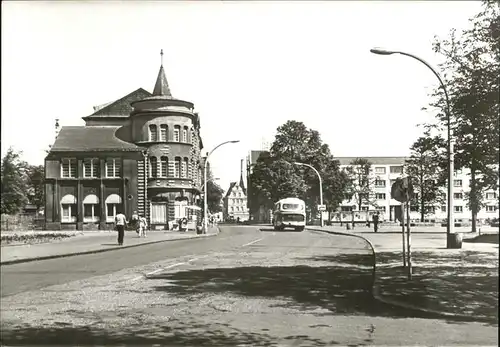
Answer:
xmin=0 ymin=321 xmax=277 ymax=346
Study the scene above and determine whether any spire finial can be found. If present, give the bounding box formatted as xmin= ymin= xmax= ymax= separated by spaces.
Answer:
xmin=160 ymin=49 xmax=164 ymax=66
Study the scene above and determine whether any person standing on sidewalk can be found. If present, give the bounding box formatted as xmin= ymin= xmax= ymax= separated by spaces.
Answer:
xmin=372 ymin=212 xmax=380 ymax=233
xmin=138 ymin=215 xmax=148 ymax=238
xmin=115 ymin=210 xmax=128 ymax=245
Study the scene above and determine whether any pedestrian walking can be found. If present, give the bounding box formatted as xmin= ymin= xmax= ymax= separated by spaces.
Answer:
xmin=115 ymin=210 xmax=128 ymax=245
xmin=372 ymin=212 xmax=380 ymax=233
xmin=138 ymin=215 xmax=148 ymax=238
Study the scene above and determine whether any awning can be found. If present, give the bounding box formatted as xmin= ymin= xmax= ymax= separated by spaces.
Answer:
xmin=61 ymin=194 xmax=77 ymax=204
xmin=186 ymin=205 xmax=202 ymax=211
xmin=105 ymin=194 xmax=122 ymax=204
xmin=83 ymin=194 xmax=99 ymax=204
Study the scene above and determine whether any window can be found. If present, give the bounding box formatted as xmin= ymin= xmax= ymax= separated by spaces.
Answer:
xmin=361 ymin=206 xmax=369 ymax=211
xmin=486 ymin=192 xmax=498 ymax=200
xmin=454 ymin=193 xmax=463 ymax=199
xmin=83 ymin=194 xmax=100 ymax=222
xmin=152 ymin=202 xmax=168 ymax=223
xmin=105 ymin=194 xmax=122 ymax=222
xmin=106 ymin=159 xmax=121 ymax=178
xmin=149 ymin=124 xmax=158 ymax=142
xmin=174 ymin=125 xmax=180 ymax=142
xmin=174 ymin=157 xmax=181 ymax=178
xmin=486 ymin=206 xmax=497 ymax=212
xmin=377 ymin=206 xmax=386 ymax=212
xmin=83 ymin=204 xmax=99 ymax=222
xmin=160 ymin=125 xmax=168 ymax=142
xmin=341 ymin=206 xmax=352 ymax=212
xmin=61 ymin=158 xmax=77 ymax=178
xmin=183 ymin=126 xmax=188 ymax=142
xmin=454 ymin=179 xmax=462 ymax=187
xmin=83 ymin=158 xmax=99 ymax=178
xmin=61 ymin=204 xmax=77 ymax=222
xmin=149 ymin=157 xmax=158 ymax=178
xmin=454 ymin=206 xmax=463 ymax=213
xmin=181 ymin=158 xmax=188 ymax=178
xmin=375 ymin=180 xmax=386 ymax=187
xmin=61 ymin=194 xmax=77 ymax=223
xmin=376 ymin=193 xmax=386 ymax=200
xmin=390 ymin=166 xmax=403 ymax=174
xmin=160 ymin=156 xmax=168 ymax=177
xmin=375 ymin=167 xmax=386 ymax=174
xmin=441 ymin=205 xmax=447 ymax=212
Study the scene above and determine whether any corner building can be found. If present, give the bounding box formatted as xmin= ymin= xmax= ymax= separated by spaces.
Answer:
xmin=44 ymin=59 xmax=204 ymax=231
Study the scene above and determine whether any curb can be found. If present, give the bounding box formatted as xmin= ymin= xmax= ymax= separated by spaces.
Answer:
xmin=0 ymin=231 xmax=219 ymax=266
xmin=306 ymin=227 xmax=496 ymax=323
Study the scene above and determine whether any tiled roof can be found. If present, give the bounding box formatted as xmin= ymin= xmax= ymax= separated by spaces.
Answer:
xmin=50 ymin=126 xmax=142 ymax=152
xmin=85 ymin=88 xmax=152 ymax=118
xmin=336 ymin=156 xmax=407 ymax=166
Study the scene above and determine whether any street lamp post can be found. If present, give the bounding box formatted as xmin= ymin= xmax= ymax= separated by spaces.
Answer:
xmin=204 ymin=140 xmax=240 ymax=233
xmin=293 ymin=162 xmax=324 ymax=227
xmin=370 ymin=48 xmax=456 ymax=248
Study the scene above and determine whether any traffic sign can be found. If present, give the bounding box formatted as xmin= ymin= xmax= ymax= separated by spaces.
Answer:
xmin=318 ymin=204 xmax=326 ymax=211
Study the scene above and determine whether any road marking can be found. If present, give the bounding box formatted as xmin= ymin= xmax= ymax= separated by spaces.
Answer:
xmin=242 ymin=238 xmax=263 ymax=247
xmin=131 ymin=255 xmax=209 ymax=281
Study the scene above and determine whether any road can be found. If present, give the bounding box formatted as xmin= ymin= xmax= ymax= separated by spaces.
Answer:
xmin=1 ymin=225 xmax=497 ymax=346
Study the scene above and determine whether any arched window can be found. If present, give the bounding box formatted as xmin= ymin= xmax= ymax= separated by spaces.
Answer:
xmin=61 ymin=194 xmax=77 ymax=223
xmin=182 ymin=126 xmax=188 ymax=142
xmin=105 ymin=194 xmax=122 ymax=223
xmin=149 ymin=157 xmax=158 ymax=178
xmin=83 ymin=194 xmax=100 ymax=222
xmin=174 ymin=125 xmax=180 ymax=142
xmin=174 ymin=157 xmax=182 ymax=178
xmin=160 ymin=125 xmax=168 ymax=142
xmin=149 ymin=124 xmax=158 ymax=142
xmin=160 ymin=156 xmax=168 ymax=177
xmin=182 ymin=157 xmax=188 ymax=178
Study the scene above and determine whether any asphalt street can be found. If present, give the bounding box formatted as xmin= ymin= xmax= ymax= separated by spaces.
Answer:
xmin=1 ymin=225 xmax=498 ymax=346
xmin=0 ymin=227 xmax=257 ymax=297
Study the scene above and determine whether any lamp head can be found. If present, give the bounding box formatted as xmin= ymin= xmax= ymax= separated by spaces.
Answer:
xmin=370 ymin=48 xmax=396 ymax=55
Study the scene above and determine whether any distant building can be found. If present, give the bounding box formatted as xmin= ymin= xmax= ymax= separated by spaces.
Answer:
xmin=223 ymin=159 xmax=250 ymax=222
xmin=336 ymin=156 xmax=499 ymax=225
xmin=44 ymin=52 xmax=204 ymax=231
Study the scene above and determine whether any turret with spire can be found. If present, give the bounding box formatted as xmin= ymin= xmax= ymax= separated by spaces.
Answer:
xmin=152 ymin=49 xmax=173 ymax=98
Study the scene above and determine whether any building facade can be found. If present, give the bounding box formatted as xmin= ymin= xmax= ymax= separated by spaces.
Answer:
xmin=223 ymin=160 xmax=250 ymax=222
xmin=336 ymin=157 xmax=499 ymax=225
xmin=44 ymin=57 xmax=204 ymax=231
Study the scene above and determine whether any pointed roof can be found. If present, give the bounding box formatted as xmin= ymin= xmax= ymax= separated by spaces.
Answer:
xmin=152 ymin=65 xmax=173 ymax=98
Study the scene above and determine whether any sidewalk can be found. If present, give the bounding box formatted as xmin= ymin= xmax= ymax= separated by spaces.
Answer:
xmin=307 ymin=225 xmax=499 ymax=323
xmin=1 ymin=227 xmax=219 ymax=265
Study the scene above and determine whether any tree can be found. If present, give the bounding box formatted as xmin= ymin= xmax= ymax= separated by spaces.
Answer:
xmin=203 ymin=161 xmax=225 ymax=214
xmin=404 ymin=135 xmax=447 ymax=221
xmin=344 ymin=158 xmax=378 ymax=211
xmin=424 ymin=0 xmax=500 ymax=232
xmin=24 ymin=164 xmax=45 ymax=212
xmin=249 ymin=120 xmax=349 ymax=220
xmin=1 ymin=147 xmax=29 ymax=215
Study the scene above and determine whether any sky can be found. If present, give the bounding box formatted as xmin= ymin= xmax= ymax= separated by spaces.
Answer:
xmin=1 ymin=1 xmax=483 ymax=192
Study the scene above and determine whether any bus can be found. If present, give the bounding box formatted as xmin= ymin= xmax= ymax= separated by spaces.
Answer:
xmin=273 ymin=197 xmax=306 ymax=231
